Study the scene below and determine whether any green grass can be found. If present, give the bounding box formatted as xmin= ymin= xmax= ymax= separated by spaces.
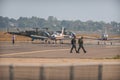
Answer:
xmin=112 ymin=55 xmax=120 ymax=59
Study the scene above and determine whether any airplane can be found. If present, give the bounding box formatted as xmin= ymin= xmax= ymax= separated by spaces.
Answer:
xmin=7 ymin=26 xmax=51 ymax=42
xmin=79 ymin=28 xmax=120 ymax=41
xmin=50 ymin=27 xmax=76 ymax=43
xmin=7 ymin=25 xmax=76 ymax=43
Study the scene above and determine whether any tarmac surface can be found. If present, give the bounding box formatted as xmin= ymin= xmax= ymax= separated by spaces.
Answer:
xmin=0 ymin=41 xmax=120 ymax=59
xmin=0 ymin=41 xmax=120 ymax=80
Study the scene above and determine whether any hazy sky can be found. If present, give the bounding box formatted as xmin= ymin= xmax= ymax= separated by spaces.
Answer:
xmin=0 ymin=0 xmax=120 ymax=22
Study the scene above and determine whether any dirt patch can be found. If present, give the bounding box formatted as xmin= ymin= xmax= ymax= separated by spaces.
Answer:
xmin=0 ymin=58 xmax=120 ymax=65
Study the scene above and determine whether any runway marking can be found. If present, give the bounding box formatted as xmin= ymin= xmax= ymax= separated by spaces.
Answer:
xmin=0 ymin=49 xmax=69 ymax=57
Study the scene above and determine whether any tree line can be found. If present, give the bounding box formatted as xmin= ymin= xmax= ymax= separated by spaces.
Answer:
xmin=0 ymin=16 xmax=120 ymax=34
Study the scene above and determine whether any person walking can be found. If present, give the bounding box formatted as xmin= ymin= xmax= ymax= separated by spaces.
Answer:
xmin=70 ymin=36 xmax=78 ymax=53
xmin=78 ymin=36 xmax=86 ymax=53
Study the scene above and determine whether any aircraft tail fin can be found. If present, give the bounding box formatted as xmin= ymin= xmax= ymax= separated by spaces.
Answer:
xmin=61 ymin=27 xmax=64 ymax=36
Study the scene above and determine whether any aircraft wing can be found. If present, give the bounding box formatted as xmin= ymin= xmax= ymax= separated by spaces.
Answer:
xmin=30 ymin=35 xmax=48 ymax=41
xmin=59 ymin=35 xmax=73 ymax=40
xmin=79 ymin=36 xmax=120 ymax=41
xmin=77 ymin=36 xmax=99 ymax=40
xmin=107 ymin=38 xmax=120 ymax=41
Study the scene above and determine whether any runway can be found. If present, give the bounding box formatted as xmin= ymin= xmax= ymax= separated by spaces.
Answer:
xmin=0 ymin=42 xmax=119 ymax=59
xmin=0 ymin=42 xmax=120 ymax=80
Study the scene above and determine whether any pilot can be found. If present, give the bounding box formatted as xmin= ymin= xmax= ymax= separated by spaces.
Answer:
xmin=78 ymin=36 xmax=86 ymax=53
xmin=70 ymin=36 xmax=78 ymax=53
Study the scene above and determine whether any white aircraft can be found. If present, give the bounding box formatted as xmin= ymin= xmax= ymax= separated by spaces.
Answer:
xmin=99 ymin=29 xmax=119 ymax=41
xmin=51 ymin=27 xmax=75 ymax=43
xmin=83 ymin=28 xmax=120 ymax=41
xmin=51 ymin=27 xmax=75 ymax=39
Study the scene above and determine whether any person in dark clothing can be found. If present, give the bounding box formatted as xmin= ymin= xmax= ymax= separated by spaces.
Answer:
xmin=70 ymin=36 xmax=78 ymax=53
xmin=78 ymin=36 xmax=86 ymax=53
xmin=12 ymin=34 xmax=15 ymax=45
